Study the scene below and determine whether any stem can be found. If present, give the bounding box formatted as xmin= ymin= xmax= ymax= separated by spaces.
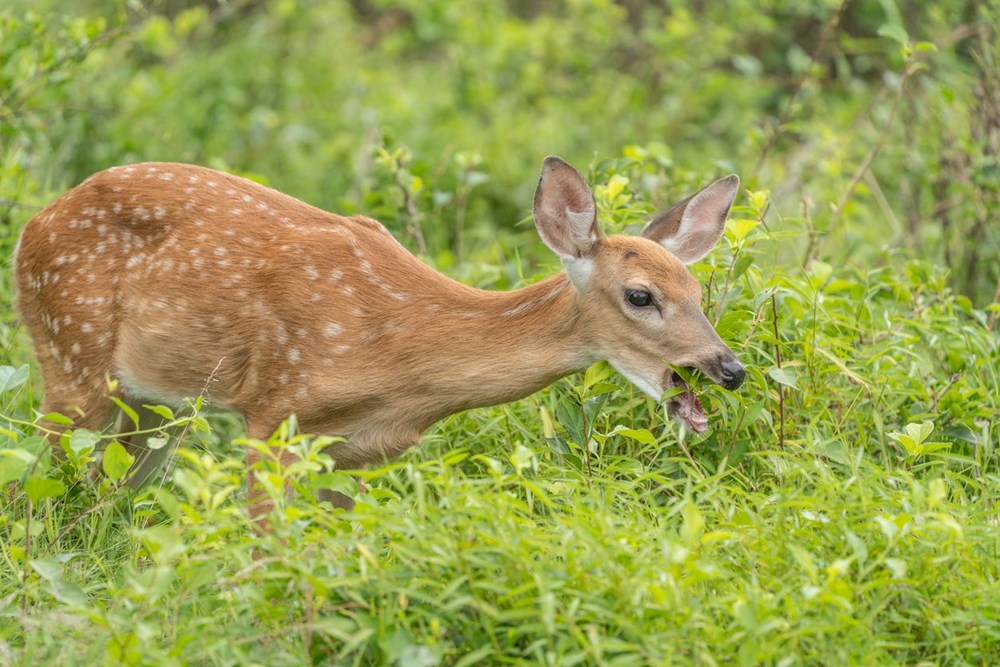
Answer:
xmin=21 ymin=499 xmax=32 ymax=616
xmin=771 ymin=294 xmax=785 ymax=450
xmin=391 ymin=165 xmax=428 ymax=256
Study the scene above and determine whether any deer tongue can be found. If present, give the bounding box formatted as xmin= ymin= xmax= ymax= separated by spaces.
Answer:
xmin=665 ymin=371 xmax=708 ymax=434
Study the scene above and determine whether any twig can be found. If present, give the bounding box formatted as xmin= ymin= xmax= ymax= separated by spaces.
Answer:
xmin=834 ymin=64 xmax=914 ymax=217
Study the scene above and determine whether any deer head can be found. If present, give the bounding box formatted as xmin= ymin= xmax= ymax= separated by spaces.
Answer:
xmin=533 ymin=156 xmax=744 ymax=432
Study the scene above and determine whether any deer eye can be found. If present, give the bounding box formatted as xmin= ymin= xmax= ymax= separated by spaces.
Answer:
xmin=626 ymin=289 xmax=653 ymax=307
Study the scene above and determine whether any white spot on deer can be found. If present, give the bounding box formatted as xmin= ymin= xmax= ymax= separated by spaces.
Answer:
xmin=193 ymin=258 xmax=205 ymax=269
xmin=287 ymin=348 xmax=301 ymax=364
xmin=113 ymin=202 xmax=123 ymax=214
xmin=329 ymin=269 xmax=344 ymax=283
xmin=275 ymin=325 xmax=289 ymax=345
xmin=63 ymin=358 xmax=73 ymax=374
xmin=304 ymin=265 xmax=319 ymax=280
xmin=236 ymin=288 xmax=249 ymax=299
xmin=63 ymin=315 xmax=73 ymax=325
xmin=310 ymin=292 xmax=322 ymax=303
xmin=231 ymin=208 xmax=243 ymax=216
xmin=207 ymin=180 xmax=218 ymax=189
xmin=333 ymin=344 xmax=351 ymax=354
xmin=386 ymin=289 xmax=410 ymax=302
xmin=342 ymin=285 xmax=355 ymax=296
xmin=71 ymin=342 xmax=81 ymax=356
xmin=324 ymin=322 xmax=343 ymax=338
xmin=158 ymin=172 xmax=175 ymax=182
xmin=242 ymin=194 xmax=252 ymax=203
xmin=96 ymin=333 xmax=111 ymax=347
xmin=278 ymin=372 xmax=289 ymax=385
xmin=296 ymin=328 xmax=308 ymax=338
xmin=154 ymin=206 xmax=167 ymax=220
xmin=135 ymin=206 xmax=151 ymax=222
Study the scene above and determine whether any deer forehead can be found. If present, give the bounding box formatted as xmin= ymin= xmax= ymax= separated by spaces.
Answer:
xmin=595 ymin=236 xmax=701 ymax=301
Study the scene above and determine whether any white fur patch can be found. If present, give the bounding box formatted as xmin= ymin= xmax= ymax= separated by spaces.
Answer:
xmin=564 ymin=257 xmax=594 ymax=289
xmin=608 ymin=359 xmax=662 ymax=401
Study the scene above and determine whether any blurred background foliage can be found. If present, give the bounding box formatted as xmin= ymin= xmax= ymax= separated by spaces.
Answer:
xmin=1 ymin=0 xmax=998 ymax=302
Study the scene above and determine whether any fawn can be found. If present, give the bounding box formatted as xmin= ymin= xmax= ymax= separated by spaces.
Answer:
xmin=15 ymin=156 xmax=744 ymax=515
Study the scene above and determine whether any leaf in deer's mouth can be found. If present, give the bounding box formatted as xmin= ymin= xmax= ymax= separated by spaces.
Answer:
xmin=663 ymin=370 xmax=708 ymax=434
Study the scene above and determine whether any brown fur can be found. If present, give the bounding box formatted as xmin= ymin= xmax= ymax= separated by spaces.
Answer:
xmin=15 ymin=158 xmax=743 ymax=515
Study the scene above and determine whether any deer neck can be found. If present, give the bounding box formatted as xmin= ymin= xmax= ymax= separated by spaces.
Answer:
xmin=413 ymin=273 xmax=596 ymax=414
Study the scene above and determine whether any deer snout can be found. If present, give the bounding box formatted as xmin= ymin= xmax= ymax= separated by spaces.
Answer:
xmin=719 ymin=359 xmax=746 ymax=391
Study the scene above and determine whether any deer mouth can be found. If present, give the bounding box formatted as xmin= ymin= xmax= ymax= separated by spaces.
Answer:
xmin=663 ymin=370 xmax=708 ymax=434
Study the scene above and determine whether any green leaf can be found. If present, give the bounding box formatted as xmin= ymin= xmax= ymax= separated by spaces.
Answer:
xmin=102 ymin=441 xmax=135 ymax=482
xmin=730 ymin=218 xmax=759 ymax=242
xmin=877 ymin=23 xmax=910 ymax=46
xmin=731 ymin=254 xmax=754 ymax=281
xmin=110 ymin=396 xmax=139 ymax=428
xmin=904 ymin=421 xmax=934 ymax=445
xmin=0 ymin=365 xmax=30 ymax=394
xmin=611 ymin=426 xmax=657 ymax=445
xmin=146 ymin=435 xmax=169 ymax=451
xmin=143 ymin=404 xmax=175 ymax=421
xmin=39 ymin=412 xmax=73 ymax=426
xmin=25 ymin=476 xmax=66 ymax=503
xmin=314 ymin=471 xmax=357 ymax=497
xmin=31 ymin=558 xmax=88 ymax=606
xmin=768 ymin=367 xmax=798 ymax=389
xmin=68 ymin=429 xmax=101 ymax=459
xmin=0 ymin=451 xmax=31 ymax=485
xmin=681 ymin=500 xmax=705 ymax=545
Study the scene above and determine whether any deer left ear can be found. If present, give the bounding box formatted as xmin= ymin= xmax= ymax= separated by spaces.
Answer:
xmin=642 ymin=174 xmax=739 ymax=264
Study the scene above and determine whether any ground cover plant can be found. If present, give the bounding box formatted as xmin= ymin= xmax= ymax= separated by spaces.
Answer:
xmin=1 ymin=1 xmax=998 ymax=664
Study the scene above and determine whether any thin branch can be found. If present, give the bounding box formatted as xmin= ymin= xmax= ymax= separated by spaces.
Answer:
xmin=834 ymin=64 xmax=915 ymax=217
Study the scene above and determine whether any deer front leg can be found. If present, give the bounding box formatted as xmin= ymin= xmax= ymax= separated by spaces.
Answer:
xmin=316 ymin=429 xmax=421 ymax=512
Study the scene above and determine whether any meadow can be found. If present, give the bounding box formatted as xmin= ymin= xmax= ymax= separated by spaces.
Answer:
xmin=1 ymin=1 xmax=998 ymax=664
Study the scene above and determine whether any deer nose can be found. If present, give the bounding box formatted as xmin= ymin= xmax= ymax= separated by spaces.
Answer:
xmin=720 ymin=360 xmax=746 ymax=390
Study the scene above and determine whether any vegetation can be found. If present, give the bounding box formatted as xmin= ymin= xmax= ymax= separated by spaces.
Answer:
xmin=1 ymin=1 xmax=998 ymax=664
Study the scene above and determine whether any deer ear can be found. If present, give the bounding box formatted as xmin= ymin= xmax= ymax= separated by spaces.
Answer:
xmin=642 ymin=174 xmax=739 ymax=264
xmin=533 ymin=156 xmax=600 ymax=261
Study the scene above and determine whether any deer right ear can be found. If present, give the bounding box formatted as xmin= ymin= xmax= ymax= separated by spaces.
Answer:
xmin=533 ymin=157 xmax=600 ymax=262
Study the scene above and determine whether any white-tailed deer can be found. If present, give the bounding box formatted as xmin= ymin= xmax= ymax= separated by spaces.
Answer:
xmin=15 ymin=157 xmax=744 ymax=515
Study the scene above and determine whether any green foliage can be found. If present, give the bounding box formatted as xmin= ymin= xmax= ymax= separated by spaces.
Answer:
xmin=1 ymin=1 xmax=998 ymax=665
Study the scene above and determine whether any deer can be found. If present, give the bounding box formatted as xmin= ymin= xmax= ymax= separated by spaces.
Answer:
xmin=14 ymin=156 xmax=745 ymax=518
